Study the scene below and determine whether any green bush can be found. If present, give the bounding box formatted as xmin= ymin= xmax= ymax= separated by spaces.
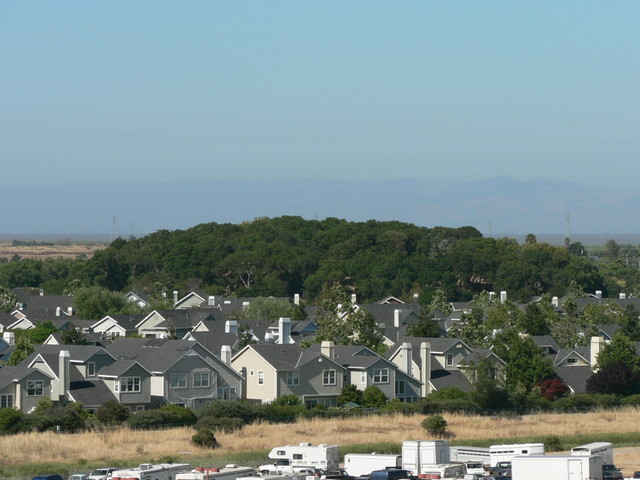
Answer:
xmin=96 ymin=400 xmax=130 ymax=425
xmin=421 ymin=414 xmax=448 ymax=438
xmin=0 ymin=408 xmax=26 ymax=434
xmin=620 ymin=394 xmax=640 ymax=406
xmin=540 ymin=435 xmax=563 ymax=452
xmin=196 ymin=416 xmax=245 ymax=433
xmin=552 ymin=393 xmax=619 ymax=412
xmin=129 ymin=404 xmax=197 ymax=430
xmin=192 ymin=428 xmax=220 ymax=449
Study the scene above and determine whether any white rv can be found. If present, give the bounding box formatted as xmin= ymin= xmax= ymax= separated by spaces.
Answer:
xmin=111 ymin=463 xmax=192 ymax=480
xmin=511 ymin=455 xmax=603 ymax=480
xmin=344 ymin=454 xmax=402 ymax=477
xmin=401 ymin=440 xmax=450 ymax=475
xmin=570 ymin=442 xmax=614 ymax=465
xmin=175 ymin=465 xmax=257 ymax=480
xmin=419 ymin=463 xmax=466 ymax=479
xmin=489 ymin=443 xmax=545 ymax=466
xmin=259 ymin=443 xmax=340 ymax=474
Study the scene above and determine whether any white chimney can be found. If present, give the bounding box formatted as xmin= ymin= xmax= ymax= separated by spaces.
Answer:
xmin=55 ymin=307 xmax=61 ymax=317
xmin=413 ymin=293 xmax=419 ymax=301
xmin=595 ymin=290 xmax=602 ymax=299
xmin=39 ymin=289 xmax=44 ymax=296
xmin=489 ymin=291 xmax=496 ymax=300
xmin=591 ymin=336 xmax=605 ymax=371
xmin=500 ymin=291 xmax=507 ymax=303
xmin=321 ymin=340 xmax=335 ymax=360
xmin=173 ymin=290 xmax=178 ymax=304
xmin=351 ymin=293 xmax=357 ymax=304
xmin=220 ymin=345 xmax=232 ymax=365
xmin=58 ymin=350 xmax=70 ymax=401
xmin=277 ymin=317 xmax=293 ymax=344
xmin=67 ymin=306 xmax=73 ymax=316
xmin=294 ymin=293 xmax=300 ymax=305
xmin=420 ymin=342 xmax=432 ymax=396
xmin=3 ymin=331 xmax=15 ymax=346
xmin=552 ymin=296 xmax=559 ymax=308
xmin=394 ymin=309 xmax=403 ymax=328
xmin=401 ymin=342 xmax=412 ymax=375
xmin=620 ymin=293 xmax=627 ymax=299
xmin=208 ymin=296 xmax=215 ymax=306
xmin=225 ymin=320 xmax=238 ymax=335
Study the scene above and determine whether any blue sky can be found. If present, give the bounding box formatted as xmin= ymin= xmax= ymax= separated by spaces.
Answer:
xmin=2 ymin=2 xmax=639 ymax=190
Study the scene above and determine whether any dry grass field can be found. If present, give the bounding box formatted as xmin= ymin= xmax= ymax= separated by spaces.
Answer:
xmin=3 ymin=410 xmax=640 ymax=474
xmin=0 ymin=242 xmax=105 ymax=260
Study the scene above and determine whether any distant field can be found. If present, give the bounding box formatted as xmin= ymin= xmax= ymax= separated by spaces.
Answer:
xmin=0 ymin=242 xmax=106 ymax=260
xmin=3 ymin=409 xmax=640 ymax=478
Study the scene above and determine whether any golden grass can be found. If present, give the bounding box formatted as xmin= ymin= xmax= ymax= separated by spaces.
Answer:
xmin=2 ymin=409 xmax=640 ymax=466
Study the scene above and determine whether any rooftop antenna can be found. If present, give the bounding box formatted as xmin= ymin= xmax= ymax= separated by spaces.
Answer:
xmin=565 ymin=212 xmax=571 ymax=244
xmin=487 ymin=221 xmax=493 ymax=237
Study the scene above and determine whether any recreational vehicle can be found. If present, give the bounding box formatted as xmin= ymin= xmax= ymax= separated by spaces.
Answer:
xmin=259 ymin=443 xmax=340 ymax=474
xmin=401 ymin=440 xmax=450 ymax=475
xmin=570 ymin=442 xmax=614 ymax=465
xmin=344 ymin=454 xmax=402 ymax=477
xmin=489 ymin=443 xmax=545 ymax=466
xmin=111 ymin=463 xmax=192 ymax=480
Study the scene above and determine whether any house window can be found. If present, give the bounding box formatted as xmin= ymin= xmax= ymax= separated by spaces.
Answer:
xmin=136 ymin=405 xmax=145 ymax=412
xmin=286 ymin=371 xmax=299 ymax=386
xmin=373 ymin=368 xmax=389 ymax=384
xmin=446 ymin=353 xmax=454 ymax=366
xmin=120 ymin=377 xmax=141 ymax=393
xmin=0 ymin=394 xmax=14 ymax=408
xmin=323 ymin=369 xmax=336 ymax=386
xmin=567 ymin=358 xmax=577 ymax=365
xmin=88 ymin=362 xmax=96 ymax=377
xmin=194 ymin=371 xmax=210 ymax=388
xmin=217 ymin=387 xmax=237 ymax=400
xmin=361 ymin=372 xmax=366 ymax=384
xmin=27 ymin=380 xmax=44 ymax=396
xmin=170 ymin=373 xmax=188 ymax=389
xmin=258 ymin=371 xmax=264 ymax=385
xmin=395 ymin=380 xmax=405 ymax=395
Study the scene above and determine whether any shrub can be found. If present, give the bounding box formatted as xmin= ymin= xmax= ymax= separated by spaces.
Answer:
xmin=0 ymin=408 xmax=26 ymax=434
xmin=362 ymin=386 xmax=388 ymax=408
xmin=196 ymin=416 xmax=245 ymax=433
xmin=421 ymin=414 xmax=448 ymax=438
xmin=129 ymin=404 xmax=197 ymax=430
xmin=192 ymin=428 xmax=220 ymax=449
xmin=96 ymin=400 xmax=130 ymax=425
xmin=540 ymin=435 xmax=563 ymax=452
xmin=621 ymin=394 xmax=640 ymax=406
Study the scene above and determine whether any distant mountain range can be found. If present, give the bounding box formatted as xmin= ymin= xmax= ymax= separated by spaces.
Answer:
xmin=1 ymin=177 xmax=639 ymax=238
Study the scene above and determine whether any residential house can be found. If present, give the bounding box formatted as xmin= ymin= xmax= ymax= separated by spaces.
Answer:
xmin=106 ymin=337 xmax=242 ymax=408
xmin=91 ymin=314 xmax=146 ymax=339
xmin=0 ymin=366 xmax=54 ymax=413
xmin=231 ymin=343 xmax=345 ymax=406
xmin=134 ymin=309 xmax=218 ymax=338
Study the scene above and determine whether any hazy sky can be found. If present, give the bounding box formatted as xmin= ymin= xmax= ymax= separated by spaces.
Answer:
xmin=2 ymin=2 xmax=639 ymax=190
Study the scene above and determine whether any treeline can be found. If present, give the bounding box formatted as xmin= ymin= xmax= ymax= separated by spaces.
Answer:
xmin=0 ymin=217 xmax=622 ymax=303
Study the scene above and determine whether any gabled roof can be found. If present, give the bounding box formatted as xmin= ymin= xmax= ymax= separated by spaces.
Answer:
xmin=430 ymin=367 xmax=472 ymax=392
xmin=552 ymin=347 xmax=590 ymax=367
xmin=458 ymin=348 xmax=506 ymax=367
xmin=235 ymin=343 xmax=343 ymax=372
xmin=136 ymin=309 xmax=217 ymax=330
xmin=555 ymin=365 xmax=593 ymax=394
xmin=68 ymin=378 xmax=118 ymax=408
xmin=306 ymin=344 xmax=389 ymax=370
xmin=0 ymin=366 xmax=53 ymax=390
xmin=98 ymin=358 xmax=151 ymax=377
xmin=92 ymin=314 xmax=145 ymax=332
xmin=105 ymin=337 xmax=211 ymax=373
xmin=23 ymin=345 xmax=114 ymax=372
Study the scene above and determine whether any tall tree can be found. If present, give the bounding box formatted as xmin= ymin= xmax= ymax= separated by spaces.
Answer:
xmin=307 ymin=285 xmax=383 ymax=351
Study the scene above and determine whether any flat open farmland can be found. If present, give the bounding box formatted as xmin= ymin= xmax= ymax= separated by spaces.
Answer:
xmin=0 ymin=242 xmax=105 ymax=260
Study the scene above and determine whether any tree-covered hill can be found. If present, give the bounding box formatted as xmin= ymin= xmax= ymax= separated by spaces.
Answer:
xmin=65 ymin=216 xmax=601 ymax=303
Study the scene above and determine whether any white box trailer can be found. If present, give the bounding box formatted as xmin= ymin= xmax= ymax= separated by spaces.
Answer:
xmin=111 ymin=463 xmax=192 ymax=480
xmin=449 ymin=446 xmax=490 ymax=465
xmin=344 ymin=454 xmax=402 ymax=477
xmin=259 ymin=443 xmax=340 ymax=474
xmin=571 ymin=442 xmax=614 ymax=465
xmin=489 ymin=443 xmax=545 ymax=466
xmin=511 ymin=455 xmax=602 ymax=480
xmin=175 ymin=465 xmax=257 ymax=480
xmin=401 ymin=440 xmax=450 ymax=475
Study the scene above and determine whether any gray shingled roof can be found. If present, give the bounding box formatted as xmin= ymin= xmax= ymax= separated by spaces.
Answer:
xmin=0 ymin=366 xmax=52 ymax=389
xmin=246 ymin=344 xmax=307 ymax=371
xmin=69 ymin=378 xmax=118 ymax=408
xmin=555 ymin=365 xmax=593 ymax=394
xmin=23 ymin=345 xmax=111 ymax=372
xmin=105 ymin=337 xmax=203 ymax=373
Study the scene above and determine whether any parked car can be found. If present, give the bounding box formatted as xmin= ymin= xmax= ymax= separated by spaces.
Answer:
xmin=633 ymin=471 xmax=640 ymax=479
xmin=323 ymin=469 xmax=353 ymax=480
xmin=69 ymin=475 xmax=89 ymax=480
xmin=602 ymin=464 xmax=623 ymax=480
xmin=32 ymin=475 xmax=64 ymax=480
xmin=88 ymin=467 xmax=118 ymax=480
xmin=368 ymin=469 xmax=415 ymax=480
